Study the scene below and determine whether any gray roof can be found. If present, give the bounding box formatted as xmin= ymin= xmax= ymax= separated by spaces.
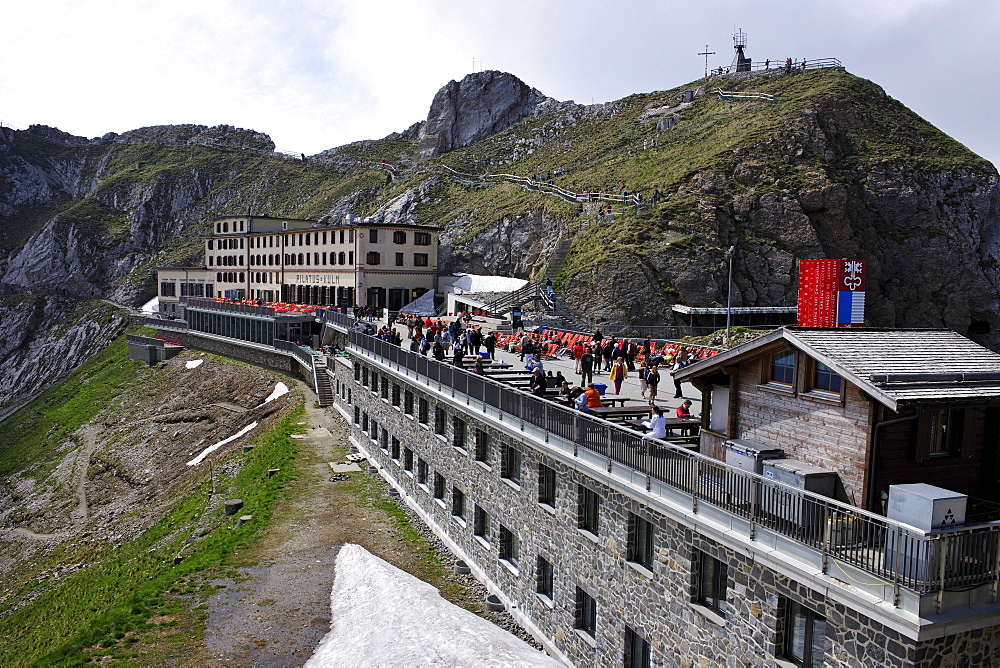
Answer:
xmin=675 ymin=327 xmax=1000 ymax=411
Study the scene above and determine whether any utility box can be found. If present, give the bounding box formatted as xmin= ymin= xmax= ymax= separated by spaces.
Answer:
xmin=761 ymin=459 xmax=838 ymax=531
xmin=887 ymin=483 xmax=967 ymax=531
xmin=723 ymin=439 xmax=785 ymax=509
xmin=724 ymin=439 xmax=785 ymax=474
xmin=885 ymin=484 xmax=968 ymax=583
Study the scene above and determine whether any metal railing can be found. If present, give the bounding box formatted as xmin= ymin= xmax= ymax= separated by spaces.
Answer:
xmin=348 ymin=330 xmax=1000 ymax=596
xmin=143 ymin=316 xmax=188 ymax=332
xmin=274 ymin=339 xmax=316 ymax=370
xmin=186 ymin=297 xmax=277 ymax=318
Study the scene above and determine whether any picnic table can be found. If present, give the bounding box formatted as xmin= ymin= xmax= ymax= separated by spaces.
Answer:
xmin=622 ymin=417 xmax=701 ymax=437
xmin=590 ymin=405 xmax=656 ymax=419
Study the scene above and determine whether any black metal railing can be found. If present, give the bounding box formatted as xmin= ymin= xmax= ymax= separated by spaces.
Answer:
xmin=347 ymin=330 xmax=1000 ymax=596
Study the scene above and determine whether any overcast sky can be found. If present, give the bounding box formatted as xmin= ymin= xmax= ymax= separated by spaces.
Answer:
xmin=4 ymin=1 xmax=998 ymax=167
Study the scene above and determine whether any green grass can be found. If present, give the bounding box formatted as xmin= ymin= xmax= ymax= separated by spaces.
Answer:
xmin=0 ymin=405 xmax=304 ymax=667
xmin=0 ymin=336 xmax=143 ymax=482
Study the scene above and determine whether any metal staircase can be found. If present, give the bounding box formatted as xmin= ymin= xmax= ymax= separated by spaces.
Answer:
xmin=313 ymin=356 xmax=334 ymax=407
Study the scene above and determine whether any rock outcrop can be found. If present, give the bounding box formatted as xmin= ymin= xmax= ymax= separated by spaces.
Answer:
xmin=416 ymin=71 xmax=551 ymax=159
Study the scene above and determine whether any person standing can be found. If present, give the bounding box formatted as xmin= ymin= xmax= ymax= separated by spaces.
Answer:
xmin=625 ymin=340 xmax=638 ymax=371
xmin=609 ymin=357 xmax=628 ymax=396
xmin=579 ymin=347 xmax=595 ymax=386
xmin=646 ymin=364 xmax=661 ymax=405
xmin=483 ymin=331 xmax=496 ymax=359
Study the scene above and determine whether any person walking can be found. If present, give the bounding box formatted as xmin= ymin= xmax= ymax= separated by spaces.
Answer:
xmin=484 ymin=331 xmax=496 ymax=360
xmin=609 ymin=357 xmax=628 ymax=395
xmin=638 ymin=363 xmax=650 ymax=399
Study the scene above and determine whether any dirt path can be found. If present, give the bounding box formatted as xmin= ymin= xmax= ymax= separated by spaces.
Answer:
xmin=198 ymin=383 xmax=467 ymax=666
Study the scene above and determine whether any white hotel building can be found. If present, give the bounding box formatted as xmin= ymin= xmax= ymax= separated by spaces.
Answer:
xmin=157 ymin=215 xmax=441 ymax=315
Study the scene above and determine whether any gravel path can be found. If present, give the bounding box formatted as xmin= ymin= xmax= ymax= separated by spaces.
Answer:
xmin=200 ymin=382 xmax=543 ymax=665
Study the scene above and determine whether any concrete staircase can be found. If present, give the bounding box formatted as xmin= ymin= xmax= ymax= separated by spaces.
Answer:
xmin=313 ymin=357 xmax=334 ymax=407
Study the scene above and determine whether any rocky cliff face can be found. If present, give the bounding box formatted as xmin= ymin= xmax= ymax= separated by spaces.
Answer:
xmin=416 ymin=71 xmax=551 ymax=158
xmin=0 ymin=297 xmax=127 ymax=417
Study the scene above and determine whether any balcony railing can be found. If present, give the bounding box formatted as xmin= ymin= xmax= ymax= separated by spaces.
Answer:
xmin=348 ymin=330 xmax=1000 ymax=597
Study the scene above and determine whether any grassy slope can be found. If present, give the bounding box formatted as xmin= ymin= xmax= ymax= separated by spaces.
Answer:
xmin=0 ymin=338 xmax=302 ymax=666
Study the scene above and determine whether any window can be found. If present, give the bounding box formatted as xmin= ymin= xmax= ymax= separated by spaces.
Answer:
xmin=353 ymin=405 xmax=360 ymax=425
xmin=575 ymin=587 xmax=597 ymax=638
xmin=434 ymin=407 xmax=447 ymax=436
xmin=474 ymin=506 xmax=491 ymax=543
xmin=395 ymin=252 xmax=404 ymax=266
xmin=452 ymin=417 xmax=467 ymax=449
xmin=475 ymin=429 xmax=492 ymax=464
xmin=536 ymin=556 xmax=553 ymax=600
xmin=417 ymin=458 xmax=428 ymax=486
xmin=434 ymin=473 xmax=446 ymax=500
xmin=369 ymin=229 xmax=378 ymax=243
xmin=414 ymin=253 xmax=429 ymax=267
xmin=499 ymin=525 xmax=520 ymax=568
xmin=160 ymin=281 xmax=176 ymax=297
xmin=380 ymin=428 xmax=388 ymax=452
xmin=418 ymin=398 xmax=429 ymax=424
xmin=783 ymin=601 xmax=828 ymax=667
xmin=404 ymin=390 xmax=414 ymax=415
xmin=391 ymin=437 xmax=400 ymax=461
xmin=366 ymin=251 xmax=381 ymax=265
xmin=501 ymin=444 xmax=521 ymax=484
xmin=624 ymin=627 xmax=651 ymax=668
xmin=414 ymin=231 xmax=431 ymax=246
xmin=391 ymin=384 xmax=401 ymax=406
xmin=380 ymin=377 xmax=389 ymax=400
xmin=369 ymin=418 xmax=378 ymax=442
xmin=538 ymin=464 xmax=556 ymax=506
xmin=393 ymin=230 xmax=406 ymax=244
xmin=452 ymin=487 xmax=466 ymax=519
xmin=697 ymin=551 xmax=728 ymax=614
xmin=768 ymin=351 xmax=795 ymax=386
xmin=628 ymin=514 xmax=654 ymax=570
xmin=920 ymin=407 xmax=967 ymax=458
xmin=403 ymin=448 xmax=414 ymax=472
xmin=361 ymin=413 xmax=369 ymax=432
xmin=579 ymin=486 xmax=600 ymax=535
xmin=811 ymin=361 xmax=842 ymax=395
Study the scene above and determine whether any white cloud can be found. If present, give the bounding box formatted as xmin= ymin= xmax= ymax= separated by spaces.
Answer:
xmin=1 ymin=0 xmax=998 ymax=165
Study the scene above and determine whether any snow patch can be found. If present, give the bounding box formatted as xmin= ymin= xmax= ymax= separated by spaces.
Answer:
xmin=259 ymin=382 xmax=290 ymax=406
xmin=185 ymin=359 xmax=204 ymax=369
xmin=186 ymin=422 xmax=258 ymax=466
xmin=306 ymin=544 xmax=559 ymax=667
xmin=450 ymin=273 xmax=528 ymax=293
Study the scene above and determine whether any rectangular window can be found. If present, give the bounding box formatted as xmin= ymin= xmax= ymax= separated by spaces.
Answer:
xmin=628 ymin=514 xmax=654 ymax=569
xmin=403 ymin=448 xmax=413 ymax=472
xmin=380 ymin=377 xmax=389 ymax=400
xmin=575 ymin=587 xmax=597 ymax=638
xmin=924 ymin=407 xmax=966 ymax=457
xmin=395 ymin=252 xmax=404 ymax=266
xmin=434 ymin=473 xmax=446 ymax=500
xmin=353 ymin=405 xmax=360 ymax=425
xmin=698 ymin=551 xmax=728 ymax=614
xmin=624 ymin=627 xmax=651 ymax=668
xmin=414 ymin=253 xmax=429 ymax=267
xmin=474 ymin=506 xmax=491 ymax=543
xmin=538 ymin=464 xmax=556 ymax=506
xmin=361 ymin=367 xmax=368 ymax=386
xmin=475 ymin=429 xmax=492 ymax=464
xmin=434 ymin=407 xmax=447 ymax=435
xmin=499 ymin=525 xmax=520 ymax=568
xmin=536 ymin=556 xmax=554 ymax=600
xmin=501 ymin=444 xmax=522 ymax=484
xmin=160 ymin=281 xmax=177 ymax=296
xmin=393 ymin=230 xmax=406 ymax=244
xmin=369 ymin=418 xmax=379 ymax=442
xmin=768 ymin=350 xmax=795 ymax=386
xmin=811 ymin=361 xmax=842 ymax=395
xmin=391 ymin=384 xmax=401 ymax=407
xmin=418 ymin=398 xmax=429 ymax=424
xmin=452 ymin=487 xmax=466 ymax=519
xmin=366 ymin=251 xmax=380 ymax=265
xmin=783 ymin=600 xmax=828 ymax=667
xmin=369 ymin=229 xmax=378 ymax=243
xmin=417 ymin=458 xmax=428 ymax=486
xmin=579 ymin=486 xmax=600 ymax=535
xmin=361 ymin=413 xmax=369 ymax=432
xmin=391 ymin=437 xmax=400 ymax=461
xmin=452 ymin=417 xmax=467 ymax=449
xmin=414 ymin=231 xmax=431 ymax=246
xmin=379 ymin=428 xmax=388 ymax=452
xmin=404 ymin=390 xmax=414 ymax=415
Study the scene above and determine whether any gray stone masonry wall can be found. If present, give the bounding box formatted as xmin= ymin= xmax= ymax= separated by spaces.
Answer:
xmin=334 ymin=352 xmax=1000 ymax=667
xmin=179 ymin=333 xmax=298 ymax=375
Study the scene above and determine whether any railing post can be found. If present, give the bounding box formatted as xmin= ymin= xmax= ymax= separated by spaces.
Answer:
xmin=892 ymin=526 xmax=903 ymax=607
xmin=936 ymin=536 xmax=949 ymax=613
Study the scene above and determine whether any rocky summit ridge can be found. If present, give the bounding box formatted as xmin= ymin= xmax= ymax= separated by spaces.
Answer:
xmin=1 ymin=68 xmax=1000 ymax=410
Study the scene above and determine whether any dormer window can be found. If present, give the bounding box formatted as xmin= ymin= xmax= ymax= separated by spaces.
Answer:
xmin=811 ymin=361 xmax=842 ymax=395
xmin=769 ymin=351 xmax=795 ymax=386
